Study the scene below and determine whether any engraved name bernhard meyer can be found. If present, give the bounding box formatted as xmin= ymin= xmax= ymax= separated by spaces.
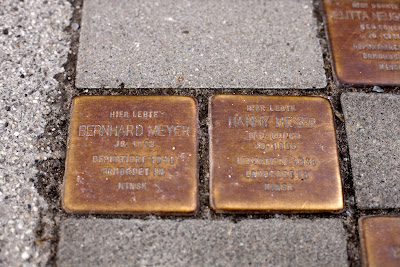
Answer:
xmin=76 ymin=110 xmax=192 ymax=191
xmin=78 ymin=124 xmax=190 ymax=137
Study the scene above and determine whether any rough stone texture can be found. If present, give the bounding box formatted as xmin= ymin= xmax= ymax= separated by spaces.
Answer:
xmin=76 ymin=0 xmax=326 ymax=89
xmin=0 ymin=0 xmax=72 ymax=265
xmin=58 ymin=218 xmax=347 ymax=267
xmin=341 ymin=93 xmax=400 ymax=209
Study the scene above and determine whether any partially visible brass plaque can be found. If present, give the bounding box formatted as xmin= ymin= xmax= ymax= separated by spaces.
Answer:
xmin=63 ymin=96 xmax=198 ymax=214
xmin=360 ymin=216 xmax=400 ymax=267
xmin=324 ymin=0 xmax=400 ymax=85
xmin=209 ymin=95 xmax=343 ymax=212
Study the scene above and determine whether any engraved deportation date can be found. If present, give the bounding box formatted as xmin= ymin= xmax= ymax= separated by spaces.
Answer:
xmin=77 ymin=110 xmax=190 ymax=187
xmin=77 ymin=114 xmax=189 ymax=187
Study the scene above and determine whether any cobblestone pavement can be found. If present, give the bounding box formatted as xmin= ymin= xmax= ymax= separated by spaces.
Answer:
xmin=0 ymin=1 xmax=72 ymax=265
xmin=0 ymin=0 xmax=399 ymax=266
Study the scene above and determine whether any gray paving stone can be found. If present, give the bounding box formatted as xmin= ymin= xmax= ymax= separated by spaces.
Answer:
xmin=341 ymin=93 xmax=400 ymax=209
xmin=76 ymin=0 xmax=326 ymax=89
xmin=57 ymin=218 xmax=347 ymax=267
xmin=0 ymin=0 xmax=72 ymax=265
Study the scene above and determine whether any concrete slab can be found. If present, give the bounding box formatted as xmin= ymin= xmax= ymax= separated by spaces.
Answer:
xmin=57 ymin=218 xmax=347 ymax=266
xmin=76 ymin=0 xmax=326 ymax=89
xmin=341 ymin=93 xmax=400 ymax=209
xmin=0 ymin=0 xmax=72 ymax=265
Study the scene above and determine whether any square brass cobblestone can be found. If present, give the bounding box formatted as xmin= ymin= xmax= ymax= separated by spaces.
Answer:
xmin=63 ymin=96 xmax=198 ymax=214
xmin=324 ymin=0 xmax=400 ymax=85
xmin=209 ymin=95 xmax=343 ymax=212
xmin=360 ymin=216 xmax=400 ymax=267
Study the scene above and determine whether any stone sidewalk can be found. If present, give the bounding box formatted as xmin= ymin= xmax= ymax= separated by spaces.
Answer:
xmin=0 ymin=0 xmax=399 ymax=266
xmin=58 ymin=219 xmax=347 ymax=266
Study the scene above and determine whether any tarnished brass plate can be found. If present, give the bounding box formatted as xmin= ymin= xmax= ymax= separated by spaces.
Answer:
xmin=360 ymin=216 xmax=400 ymax=267
xmin=324 ymin=0 xmax=400 ymax=85
xmin=63 ymin=96 xmax=198 ymax=214
xmin=209 ymin=95 xmax=343 ymax=212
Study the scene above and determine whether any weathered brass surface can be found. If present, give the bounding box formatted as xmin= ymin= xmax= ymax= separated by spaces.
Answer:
xmin=63 ymin=96 xmax=198 ymax=214
xmin=360 ymin=216 xmax=400 ymax=267
xmin=209 ymin=95 xmax=343 ymax=212
xmin=324 ymin=0 xmax=400 ymax=86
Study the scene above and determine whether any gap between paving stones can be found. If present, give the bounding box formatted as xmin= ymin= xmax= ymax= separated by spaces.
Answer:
xmin=34 ymin=0 xmax=400 ymax=266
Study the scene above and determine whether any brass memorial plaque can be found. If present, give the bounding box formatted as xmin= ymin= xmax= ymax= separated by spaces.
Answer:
xmin=324 ymin=0 xmax=400 ymax=85
xmin=360 ymin=216 xmax=400 ymax=267
xmin=209 ymin=95 xmax=343 ymax=212
xmin=63 ymin=96 xmax=198 ymax=214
